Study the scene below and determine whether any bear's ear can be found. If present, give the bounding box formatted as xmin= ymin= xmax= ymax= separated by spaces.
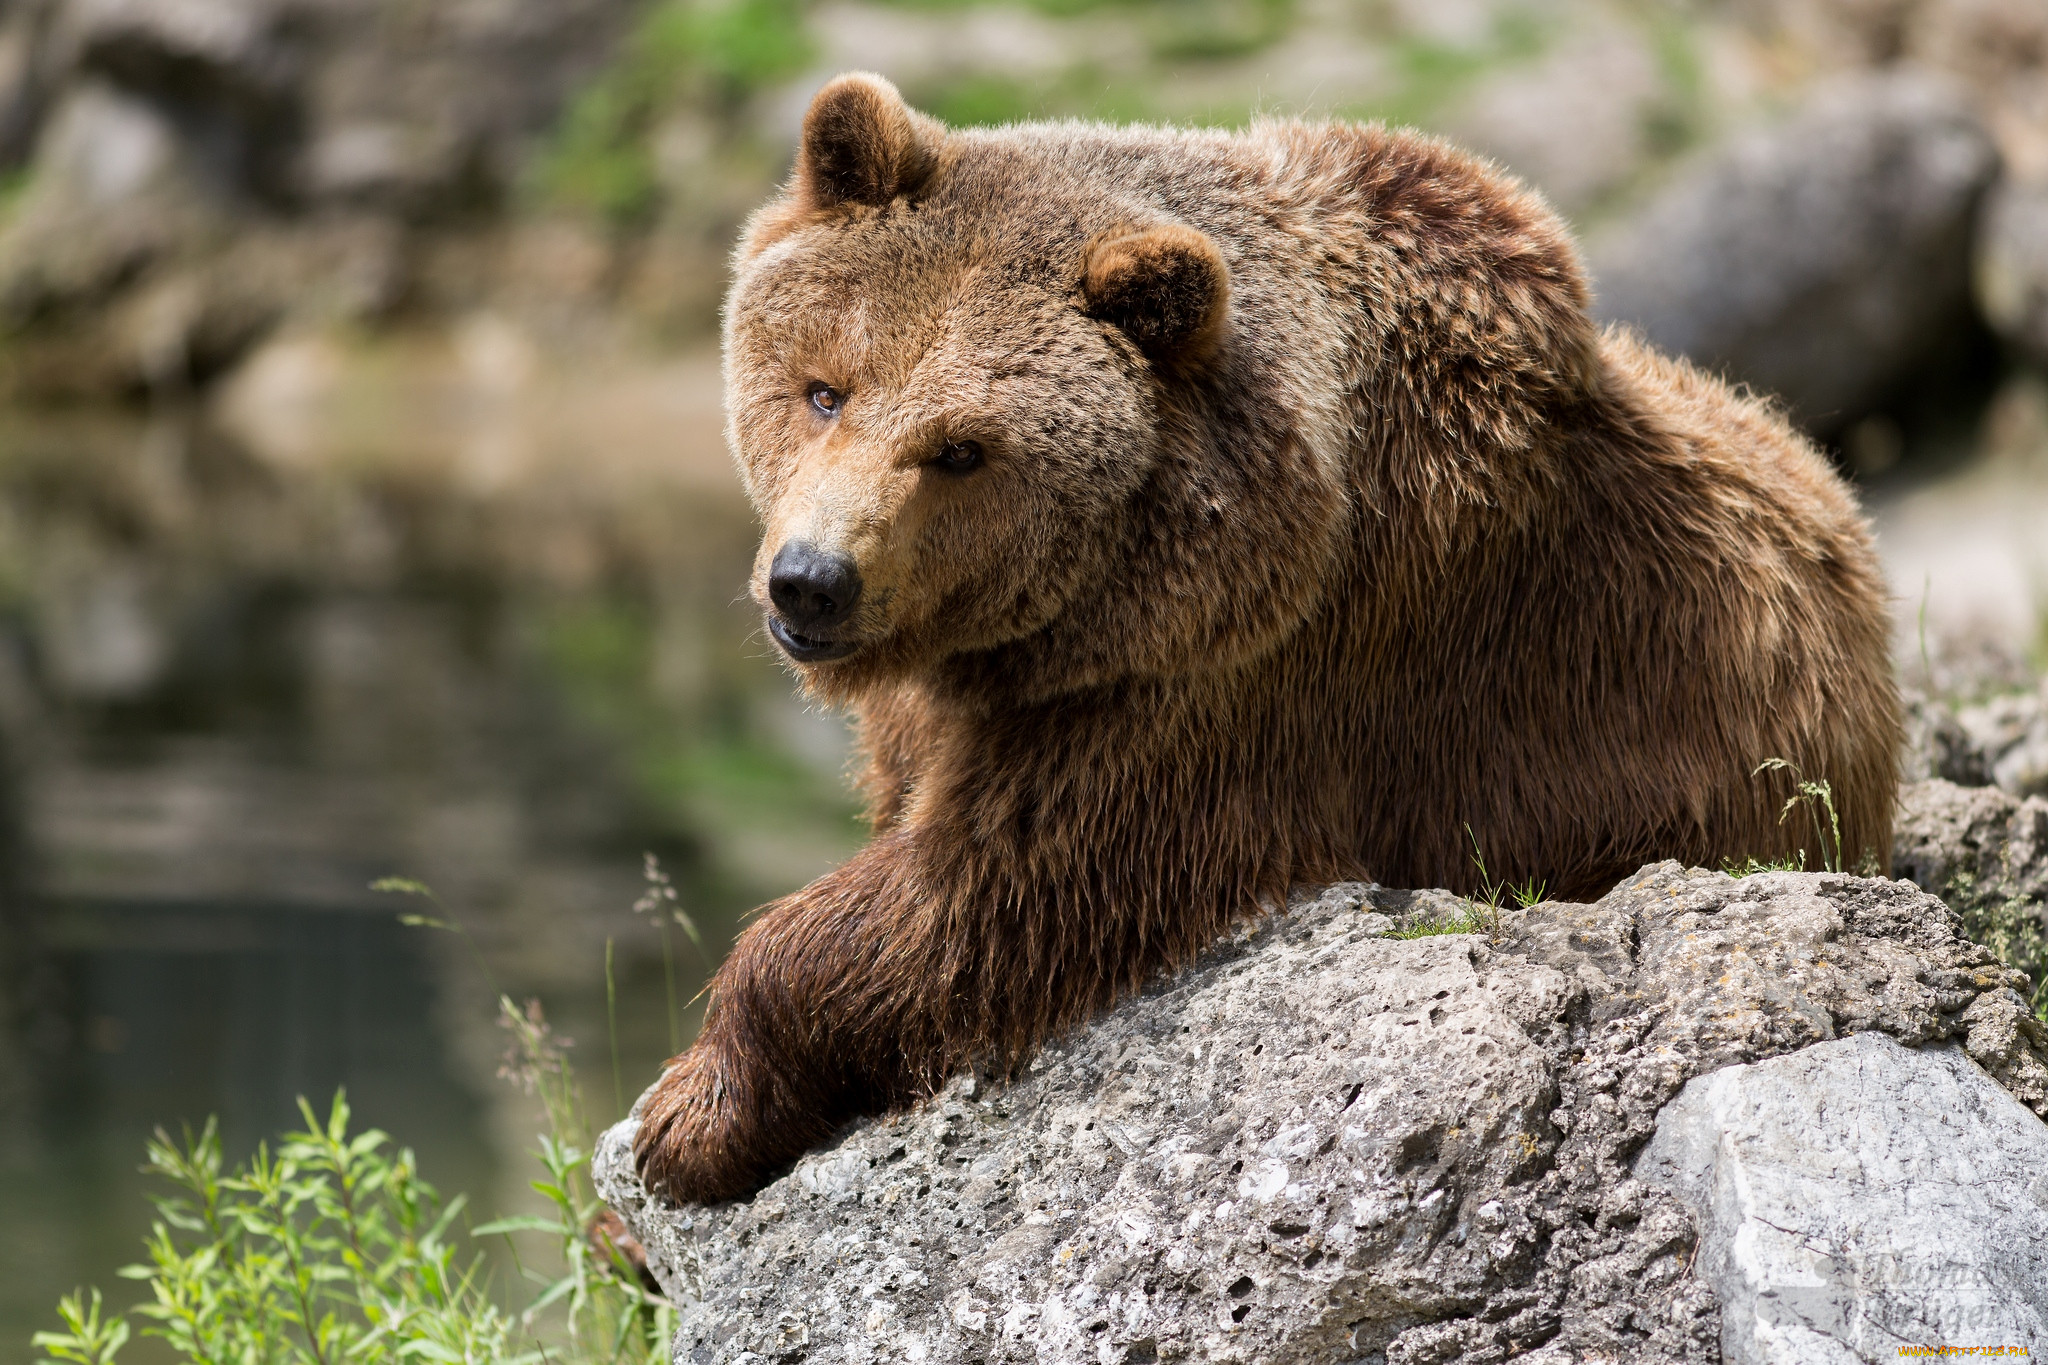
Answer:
xmin=1081 ymin=224 xmax=1230 ymax=367
xmin=796 ymin=72 xmax=943 ymax=209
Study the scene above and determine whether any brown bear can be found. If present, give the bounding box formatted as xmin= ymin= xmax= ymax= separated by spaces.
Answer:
xmin=633 ymin=73 xmax=1903 ymax=1203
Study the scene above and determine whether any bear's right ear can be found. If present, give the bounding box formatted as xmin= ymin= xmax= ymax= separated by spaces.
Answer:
xmin=1082 ymin=224 xmax=1231 ymax=368
xmin=796 ymin=73 xmax=943 ymax=210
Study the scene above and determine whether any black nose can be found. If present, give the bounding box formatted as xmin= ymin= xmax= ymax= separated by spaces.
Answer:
xmin=768 ymin=541 xmax=862 ymax=629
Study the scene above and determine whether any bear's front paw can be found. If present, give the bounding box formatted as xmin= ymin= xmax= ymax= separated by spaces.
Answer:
xmin=631 ymin=1048 xmax=774 ymax=1205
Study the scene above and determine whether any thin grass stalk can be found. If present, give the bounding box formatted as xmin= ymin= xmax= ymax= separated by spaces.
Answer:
xmin=606 ymin=938 xmax=623 ymax=1122
xmin=658 ymin=921 xmax=679 ymax=1057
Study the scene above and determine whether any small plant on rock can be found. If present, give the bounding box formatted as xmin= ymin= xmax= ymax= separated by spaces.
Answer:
xmin=1721 ymin=852 xmax=1809 ymax=878
xmin=1753 ymin=757 xmax=1845 ymax=874
xmin=1386 ymin=902 xmax=1496 ymax=939
xmin=1388 ymin=827 xmax=1544 ymax=938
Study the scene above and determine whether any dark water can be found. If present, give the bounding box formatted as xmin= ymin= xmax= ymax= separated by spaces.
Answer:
xmin=3 ymin=906 xmax=487 ymax=1336
xmin=0 ymin=395 xmax=860 ymax=1356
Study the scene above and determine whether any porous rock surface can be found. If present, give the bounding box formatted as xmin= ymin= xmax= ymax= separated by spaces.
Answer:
xmin=594 ymin=863 xmax=2048 ymax=1364
xmin=1900 ymin=690 xmax=1995 ymax=788
xmin=1895 ymin=777 xmax=2048 ymax=912
xmin=1637 ymin=1032 xmax=2048 ymax=1363
xmin=1953 ymin=678 xmax=2048 ymax=799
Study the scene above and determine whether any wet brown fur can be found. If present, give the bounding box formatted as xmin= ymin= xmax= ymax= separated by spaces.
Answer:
xmin=635 ymin=74 xmax=1903 ymax=1203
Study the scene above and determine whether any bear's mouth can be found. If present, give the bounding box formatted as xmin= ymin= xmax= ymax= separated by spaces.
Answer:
xmin=768 ymin=615 xmax=860 ymax=663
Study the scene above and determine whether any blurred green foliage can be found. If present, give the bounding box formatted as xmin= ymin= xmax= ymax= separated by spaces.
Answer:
xmin=0 ymin=167 xmax=30 ymax=217
xmin=912 ymin=67 xmax=1155 ymax=128
xmin=1340 ymin=9 xmax=1548 ymax=130
xmin=1144 ymin=0 xmax=1297 ymax=62
xmin=537 ymin=0 xmax=816 ymax=222
xmin=533 ymin=0 xmax=1589 ymax=221
xmin=1642 ymin=11 xmax=1707 ymax=158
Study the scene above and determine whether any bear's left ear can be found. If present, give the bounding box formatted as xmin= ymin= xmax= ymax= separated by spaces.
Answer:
xmin=796 ymin=72 xmax=944 ymax=209
xmin=1081 ymin=224 xmax=1230 ymax=368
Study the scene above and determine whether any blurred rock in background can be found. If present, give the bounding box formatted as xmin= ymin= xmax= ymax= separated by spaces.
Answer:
xmin=1979 ymin=176 xmax=2048 ymax=371
xmin=0 ymin=0 xmax=645 ymax=396
xmin=0 ymin=0 xmax=2043 ymax=450
xmin=1587 ymin=71 xmax=1998 ymax=437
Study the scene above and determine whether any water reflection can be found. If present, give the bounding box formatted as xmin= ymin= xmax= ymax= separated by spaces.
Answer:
xmin=0 ymin=342 xmax=862 ymax=1351
xmin=5 ymin=906 xmax=490 ymax=1351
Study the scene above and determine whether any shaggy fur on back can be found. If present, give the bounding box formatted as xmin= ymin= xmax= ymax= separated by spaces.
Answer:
xmin=634 ymin=74 xmax=1903 ymax=1204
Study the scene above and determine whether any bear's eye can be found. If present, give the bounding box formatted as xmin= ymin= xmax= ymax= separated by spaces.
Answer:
xmin=806 ymin=383 xmax=843 ymax=417
xmin=930 ymin=439 xmax=984 ymax=474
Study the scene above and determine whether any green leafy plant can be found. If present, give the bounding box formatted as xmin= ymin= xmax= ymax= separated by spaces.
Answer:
xmin=476 ymin=996 xmax=672 ymax=1362
xmin=1721 ymin=759 xmax=1862 ymax=876
xmin=31 ymin=1004 xmax=672 ymax=1365
xmin=1469 ymin=824 xmax=1548 ymax=911
xmin=31 ymin=1291 xmax=127 ymax=1365
xmin=1462 ymin=823 xmax=1506 ymax=928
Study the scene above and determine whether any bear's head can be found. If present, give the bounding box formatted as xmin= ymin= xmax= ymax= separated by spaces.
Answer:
xmin=724 ymin=74 xmax=1349 ymax=706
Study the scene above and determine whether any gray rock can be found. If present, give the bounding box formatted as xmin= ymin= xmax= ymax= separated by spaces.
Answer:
xmin=1438 ymin=22 xmax=1664 ymax=217
xmin=1956 ymin=679 xmax=2048 ymax=798
xmin=1894 ymin=777 xmax=2048 ymax=1026
xmin=0 ymin=76 xmax=326 ymax=391
xmin=1976 ymin=176 xmax=2048 ymax=370
xmin=59 ymin=0 xmax=300 ymax=102
xmin=1900 ymin=688 xmax=1993 ymax=787
xmin=1588 ymin=70 xmax=1999 ymax=433
xmin=0 ymin=0 xmax=641 ymax=393
xmin=596 ymin=863 xmax=2048 ymax=1364
xmin=1895 ymin=778 xmax=2048 ymax=907
xmin=1638 ymin=1032 xmax=2048 ymax=1362
xmin=1900 ymin=675 xmax=2048 ymax=800
xmin=16 ymin=0 xmax=638 ymax=211
xmin=0 ymin=0 xmax=53 ymax=169
xmin=0 ymin=79 xmax=205 ymax=334
xmin=30 ymin=76 xmax=176 ymax=207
